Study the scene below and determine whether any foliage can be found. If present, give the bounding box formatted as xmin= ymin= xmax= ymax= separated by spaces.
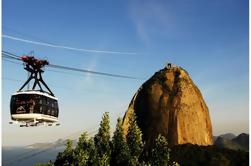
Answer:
xmin=74 ymin=132 xmax=96 ymax=165
xmin=151 ymin=135 xmax=171 ymax=166
xmin=94 ymin=112 xmax=111 ymax=165
xmin=36 ymin=111 xmax=249 ymax=166
xmin=126 ymin=112 xmax=143 ymax=165
xmin=111 ymin=118 xmax=130 ymax=166
xmin=85 ymin=139 xmax=99 ymax=166
xmin=170 ymin=144 xmax=249 ymax=166
xmin=38 ymin=112 xmax=181 ymax=166
xmin=54 ymin=139 xmax=74 ymax=166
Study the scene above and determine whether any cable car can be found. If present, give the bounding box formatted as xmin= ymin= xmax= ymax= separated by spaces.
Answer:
xmin=9 ymin=56 xmax=60 ymax=127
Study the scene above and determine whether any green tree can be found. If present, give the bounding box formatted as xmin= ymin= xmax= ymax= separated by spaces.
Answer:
xmin=126 ymin=112 xmax=143 ymax=165
xmin=75 ymin=132 xmax=89 ymax=152
xmin=85 ymin=138 xmax=99 ymax=166
xmin=111 ymin=118 xmax=130 ymax=166
xmin=54 ymin=139 xmax=74 ymax=166
xmin=74 ymin=132 xmax=99 ymax=166
xmin=210 ymin=153 xmax=230 ymax=166
xmin=151 ymin=135 xmax=170 ymax=166
xmin=74 ymin=132 xmax=93 ymax=165
xmin=65 ymin=139 xmax=73 ymax=154
xmin=94 ymin=112 xmax=111 ymax=165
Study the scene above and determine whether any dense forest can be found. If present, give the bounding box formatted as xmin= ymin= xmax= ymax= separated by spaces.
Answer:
xmin=171 ymin=144 xmax=248 ymax=166
xmin=36 ymin=112 xmax=248 ymax=166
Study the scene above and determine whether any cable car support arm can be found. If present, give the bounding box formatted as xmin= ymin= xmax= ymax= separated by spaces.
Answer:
xmin=18 ymin=56 xmax=54 ymax=96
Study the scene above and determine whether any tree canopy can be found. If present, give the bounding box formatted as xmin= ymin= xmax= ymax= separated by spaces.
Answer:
xmin=51 ymin=112 xmax=179 ymax=166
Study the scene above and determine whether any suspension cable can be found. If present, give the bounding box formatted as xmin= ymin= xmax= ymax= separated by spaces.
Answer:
xmin=2 ymin=50 xmax=144 ymax=80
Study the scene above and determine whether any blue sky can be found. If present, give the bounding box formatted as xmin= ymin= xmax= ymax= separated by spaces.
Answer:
xmin=2 ymin=0 xmax=249 ymax=146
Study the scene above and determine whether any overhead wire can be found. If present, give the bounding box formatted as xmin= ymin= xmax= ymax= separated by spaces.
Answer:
xmin=2 ymin=58 xmax=22 ymax=65
xmin=3 ymin=34 xmax=140 ymax=55
xmin=2 ymin=49 xmax=137 ymax=162
xmin=2 ymin=51 xmax=20 ymax=60
xmin=2 ymin=77 xmax=22 ymax=82
xmin=48 ymin=64 xmax=141 ymax=80
xmin=3 ymin=26 xmax=58 ymax=46
xmin=2 ymin=59 xmax=131 ymax=95
xmin=2 ymin=57 xmax=88 ymax=77
xmin=2 ymin=57 xmax=86 ymax=77
xmin=2 ymin=51 xmax=144 ymax=80
xmin=3 ymin=76 xmax=124 ymax=95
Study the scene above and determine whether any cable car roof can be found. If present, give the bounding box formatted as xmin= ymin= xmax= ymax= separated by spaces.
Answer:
xmin=12 ymin=91 xmax=58 ymax=100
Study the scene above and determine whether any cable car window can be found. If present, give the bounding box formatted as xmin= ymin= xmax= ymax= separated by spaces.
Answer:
xmin=42 ymin=98 xmax=46 ymax=105
xmin=54 ymin=101 xmax=58 ymax=109
xmin=28 ymin=99 xmax=35 ymax=113
xmin=11 ymin=94 xmax=30 ymax=114
xmin=42 ymin=106 xmax=47 ymax=115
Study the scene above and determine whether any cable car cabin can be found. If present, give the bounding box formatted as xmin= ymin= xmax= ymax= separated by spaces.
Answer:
xmin=8 ymin=55 xmax=60 ymax=127
xmin=10 ymin=91 xmax=59 ymax=126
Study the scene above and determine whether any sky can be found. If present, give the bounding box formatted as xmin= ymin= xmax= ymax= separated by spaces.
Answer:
xmin=2 ymin=0 xmax=249 ymax=146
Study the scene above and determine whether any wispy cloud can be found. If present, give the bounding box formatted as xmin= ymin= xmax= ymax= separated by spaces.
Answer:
xmin=128 ymin=0 xmax=172 ymax=44
xmin=83 ymin=55 xmax=99 ymax=83
xmin=2 ymin=34 xmax=140 ymax=55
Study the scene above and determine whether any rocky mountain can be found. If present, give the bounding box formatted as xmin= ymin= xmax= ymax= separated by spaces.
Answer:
xmin=214 ymin=133 xmax=249 ymax=151
xmin=218 ymin=133 xmax=236 ymax=140
xmin=214 ymin=137 xmax=242 ymax=150
xmin=122 ymin=65 xmax=213 ymax=151
xmin=213 ymin=133 xmax=236 ymax=142
xmin=2 ymin=139 xmax=77 ymax=166
xmin=26 ymin=139 xmax=77 ymax=149
xmin=232 ymin=133 xmax=249 ymax=150
xmin=2 ymin=146 xmax=64 ymax=166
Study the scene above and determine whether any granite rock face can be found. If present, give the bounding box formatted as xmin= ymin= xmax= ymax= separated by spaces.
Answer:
xmin=122 ymin=66 xmax=213 ymax=150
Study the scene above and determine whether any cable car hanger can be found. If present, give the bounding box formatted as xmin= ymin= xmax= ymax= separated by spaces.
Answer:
xmin=19 ymin=56 xmax=54 ymax=96
xmin=8 ymin=54 xmax=59 ymax=127
xmin=3 ymin=50 xmax=143 ymax=128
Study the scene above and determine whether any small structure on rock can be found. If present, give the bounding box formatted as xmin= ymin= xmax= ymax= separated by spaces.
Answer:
xmin=166 ymin=63 xmax=172 ymax=69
